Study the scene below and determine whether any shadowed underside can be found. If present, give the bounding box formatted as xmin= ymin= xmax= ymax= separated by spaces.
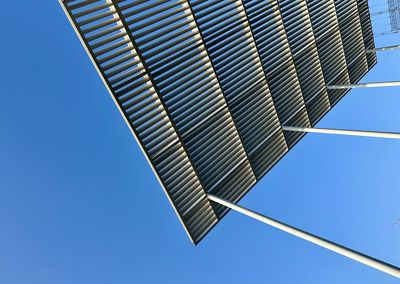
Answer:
xmin=60 ymin=0 xmax=376 ymax=244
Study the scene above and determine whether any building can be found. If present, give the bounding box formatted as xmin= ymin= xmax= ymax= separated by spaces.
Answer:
xmin=60 ymin=0 xmax=376 ymax=245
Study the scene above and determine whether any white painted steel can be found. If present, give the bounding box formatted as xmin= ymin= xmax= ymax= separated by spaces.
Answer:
xmin=327 ymin=81 xmax=400 ymax=89
xmin=208 ymin=194 xmax=400 ymax=279
xmin=283 ymin=126 xmax=400 ymax=139
xmin=366 ymin=45 xmax=400 ymax=53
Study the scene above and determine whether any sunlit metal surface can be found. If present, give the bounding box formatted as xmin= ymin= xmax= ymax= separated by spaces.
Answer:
xmin=60 ymin=0 xmax=376 ymax=244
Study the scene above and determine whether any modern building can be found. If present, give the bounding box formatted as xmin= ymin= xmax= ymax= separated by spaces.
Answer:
xmin=61 ymin=0 xmax=400 ymax=278
xmin=60 ymin=0 xmax=376 ymax=244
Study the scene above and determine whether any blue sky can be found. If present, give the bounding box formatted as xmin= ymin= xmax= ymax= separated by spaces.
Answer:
xmin=0 ymin=1 xmax=399 ymax=283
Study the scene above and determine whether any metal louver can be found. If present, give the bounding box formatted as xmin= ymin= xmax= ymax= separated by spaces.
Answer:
xmin=277 ymin=0 xmax=330 ymax=125
xmin=357 ymin=0 xmax=377 ymax=68
xmin=242 ymin=0 xmax=311 ymax=147
xmin=188 ymin=0 xmax=288 ymax=180
xmin=60 ymin=0 xmax=376 ymax=244
xmin=306 ymin=0 xmax=351 ymax=105
xmin=334 ymin=0 xmax=369 ymax=83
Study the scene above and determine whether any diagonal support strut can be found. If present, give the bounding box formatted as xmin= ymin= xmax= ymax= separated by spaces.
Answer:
xmin=327 ymin=81 xmax=400 ymax=89
xmin=366 ymin=44 xmax=400 ymax=53
xmin=208 ymin=194 xmax=400 ymax=279
xmin=282 ymin=126 xmax=400 ymax=139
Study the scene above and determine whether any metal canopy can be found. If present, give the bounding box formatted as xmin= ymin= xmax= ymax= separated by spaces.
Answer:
xmin=60 ymin=0 xmax=376 ymax=244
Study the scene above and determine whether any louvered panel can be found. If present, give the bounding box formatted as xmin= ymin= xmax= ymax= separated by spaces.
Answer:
xmin=329 ymin=70 xmax=352 ymax=106
xmin=116 ymin=1 xmax=256 ymax=219
xmin=61 ymin=0 xmax=219 ymax=244
xmin=357 ymin=0 xmax=377 ymax=68
xmin=277 ymin=0 xmax=330 ymax=125
xmin=242 ymin=0 xmax=310 ymax=148
xmin=61 ymin=0 xmax=377 ymax=245
xmin=306 ymin=0 xmax=351 ymax=106
xmin=211 ymin=161 xmax=256 ymax=217
xmin=189 ymin=0 xmax=288 ymax=179
xmin=334 ymin=0 xmax=368 ymax=83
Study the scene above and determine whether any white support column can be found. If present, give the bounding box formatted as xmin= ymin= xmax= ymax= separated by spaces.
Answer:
xmin=366 ymin=44 xmax=400 ymax=53
xmin=282 ymin=126 xmax=400 ymax=139
xmin=327 ymin=81 xmax=400 ymax=89
xmin=208 ymin=194 xmax=400 ymax=279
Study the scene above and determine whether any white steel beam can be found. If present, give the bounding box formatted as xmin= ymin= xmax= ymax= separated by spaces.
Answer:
xmin=208 ymin=194 xmax=400 ymax=279
xmin=366 ymin=44 xmax=400 ymax=53
xmin=327 ymin=81 xmax=400 ymax=89
xmin=282 ymin=126 xmax=400 ymax=139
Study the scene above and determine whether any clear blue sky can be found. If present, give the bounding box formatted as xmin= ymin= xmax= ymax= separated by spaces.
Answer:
xmin=0 ymin=1 xmax=399 ymax=283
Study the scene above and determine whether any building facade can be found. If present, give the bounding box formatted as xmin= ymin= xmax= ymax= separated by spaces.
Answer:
xmin=61 ymin=0 xmax=376 ymax=244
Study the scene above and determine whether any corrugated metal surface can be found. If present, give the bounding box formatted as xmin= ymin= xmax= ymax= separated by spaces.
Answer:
xmin=277 ymin=0 xmax=330 ymax=125
xmin=189 ymin=0 xmax=288 ymax=180
xmin=357 ymin=0 xmax=377 ymax=68
xmin=242 ymin=0 xmax=310 ymax=147
xmin=60 ymin=0 xmax=221 ymax=244
xmin=117 ymin=1 xmax=257 ymax=220
xmin=334 ymin=0 xmax=369 ymax=83
xmin=306 ymin=0 xmax=351 ymax=106
xmin=60 ymin=0 xmax=376 ymax=244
